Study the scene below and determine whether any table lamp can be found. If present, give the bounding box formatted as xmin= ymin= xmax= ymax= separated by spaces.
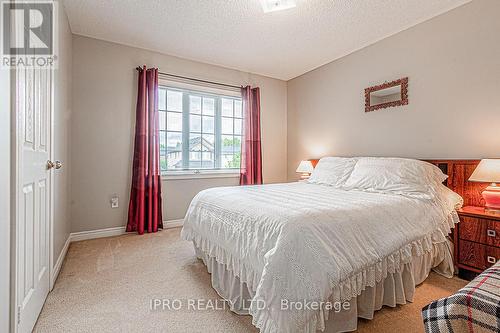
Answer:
xmin=469 ymin=159 xmax=500 ymax=211
xmin=296 ymin=160 xmax=314 ymax=180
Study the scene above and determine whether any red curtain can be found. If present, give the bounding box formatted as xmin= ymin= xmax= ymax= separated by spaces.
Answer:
xmin=126 ymin=66 xmax=163 ymax=234
xmin=240 ymin=86 xmax=263 ymax=185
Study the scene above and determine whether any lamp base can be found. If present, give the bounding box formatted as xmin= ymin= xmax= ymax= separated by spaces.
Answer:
xmin=482 ymin=183 xmax=500 ymax=211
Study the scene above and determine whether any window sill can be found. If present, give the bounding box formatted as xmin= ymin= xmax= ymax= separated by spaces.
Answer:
xmin=161 ymin=170 xmax=240 ymax=180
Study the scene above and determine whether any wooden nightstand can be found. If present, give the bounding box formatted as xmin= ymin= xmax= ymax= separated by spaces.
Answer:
xmin=456 ymin=206 xmax=500 ymax=275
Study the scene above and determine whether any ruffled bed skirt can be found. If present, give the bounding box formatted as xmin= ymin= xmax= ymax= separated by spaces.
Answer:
xmin=194 ymin=239 xmax=454 ymax=333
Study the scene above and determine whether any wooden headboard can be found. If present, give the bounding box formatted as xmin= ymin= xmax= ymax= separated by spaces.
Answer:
xmin=424 ymin=160 xmax=485 ymax=207
xmin=309 ymin=158 xmax=486 ymax=207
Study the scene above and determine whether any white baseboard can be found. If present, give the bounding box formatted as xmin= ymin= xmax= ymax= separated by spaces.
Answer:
xmin=70 ymin=226 xmax=127 ymax=242
xmin=51 ymin=235 xmax=70 ymax=290
xmin=69 ymin=219 xmax=183 ymax=243
xmin=163 ymin=218 xmax=184 ymax=229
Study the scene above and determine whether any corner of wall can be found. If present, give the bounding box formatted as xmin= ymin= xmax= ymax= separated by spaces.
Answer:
xmin=51 ymin=0 xmax=73 ymax=276
xmin=285 ymin=79 xmax=290 ymax=182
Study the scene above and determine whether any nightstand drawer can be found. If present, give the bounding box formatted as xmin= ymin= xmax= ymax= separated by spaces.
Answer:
xmin=459 ymin=216 xmax=500 ymax=247
xmin=459 ymin=240 xmax=500 ymax=270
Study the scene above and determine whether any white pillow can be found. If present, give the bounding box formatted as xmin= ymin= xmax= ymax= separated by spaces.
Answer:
xmin=307 ymin=157 xmax=358 ymax=187
xmin=436 ymin=183 xmax=464 ymax=210
xmin=343 ymin=157 xmax=448 ymax=199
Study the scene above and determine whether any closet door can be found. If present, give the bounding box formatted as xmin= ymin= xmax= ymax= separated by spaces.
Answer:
xmin=15 ymin=65 xmax=52 ymax=333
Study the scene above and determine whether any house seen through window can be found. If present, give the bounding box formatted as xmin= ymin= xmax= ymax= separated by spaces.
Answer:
xmin=159 ymin=85 xmax=242 ymax=173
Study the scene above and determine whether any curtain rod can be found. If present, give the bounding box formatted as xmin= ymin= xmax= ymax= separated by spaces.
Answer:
xmin=135 ymin=66 xmax=241 ymax=90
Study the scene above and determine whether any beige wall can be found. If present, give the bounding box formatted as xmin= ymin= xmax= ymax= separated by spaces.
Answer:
xmin=0 ymin=66 xmax=11 ymax=333
xmin=69 ymin=1 xmax=499 ymax=230
xmin=52 ymin=1 xmax=73 ymax=264
xmin=287 ymin=0 xmax=500 ymax=180
xmin=70 ymin=36 xmax=287 ymax=231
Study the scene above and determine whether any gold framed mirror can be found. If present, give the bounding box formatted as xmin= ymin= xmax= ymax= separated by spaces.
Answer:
xmin=365 ymin=77 xmax=408 ymax=112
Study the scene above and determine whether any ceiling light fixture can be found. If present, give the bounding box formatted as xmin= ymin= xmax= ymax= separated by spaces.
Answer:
xmin=260 ymin=0 xmax=297 ymax=13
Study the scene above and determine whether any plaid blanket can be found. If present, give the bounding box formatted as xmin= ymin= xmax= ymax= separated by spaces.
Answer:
xmin=422 ymin=263 xmax=500 ymax=332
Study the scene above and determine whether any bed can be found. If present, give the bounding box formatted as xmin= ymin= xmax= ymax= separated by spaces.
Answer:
xmin=181 ymin=157 xmax=466 ymax=333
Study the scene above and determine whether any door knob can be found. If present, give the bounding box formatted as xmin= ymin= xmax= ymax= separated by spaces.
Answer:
xmin=47 ymin=160 xmax=63 ymax=170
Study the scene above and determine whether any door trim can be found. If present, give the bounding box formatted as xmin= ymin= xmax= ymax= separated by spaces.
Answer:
xmin=11 ymin=60 xmax=21 ymax=333
xmin=49 ymin=67 xmax=56 ymax=291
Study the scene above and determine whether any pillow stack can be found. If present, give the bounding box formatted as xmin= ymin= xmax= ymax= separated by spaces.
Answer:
xmin=307 ymin=157 xmax=358 ymax=187
xmin=307 ymin=157 xmax=448 ymax=199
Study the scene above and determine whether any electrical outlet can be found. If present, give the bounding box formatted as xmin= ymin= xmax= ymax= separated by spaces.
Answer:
xmin=111 ymin=195 xmax=119 ymax=208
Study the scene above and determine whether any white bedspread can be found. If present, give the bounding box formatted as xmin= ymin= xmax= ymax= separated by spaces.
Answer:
xmin=181 ymin=182 xmax=459 ymax=333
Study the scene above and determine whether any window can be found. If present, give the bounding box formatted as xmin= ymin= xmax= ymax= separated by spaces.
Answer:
xmin=158 ymin=85 xmax=242 ymax=173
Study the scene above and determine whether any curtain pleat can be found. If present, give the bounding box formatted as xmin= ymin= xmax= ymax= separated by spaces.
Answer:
xmin=240 ymin=86 xmax=263 ymax=185
xmin=127 ymin=66 xmax=163 ymax=234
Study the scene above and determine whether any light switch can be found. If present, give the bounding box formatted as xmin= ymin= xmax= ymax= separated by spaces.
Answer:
xmin=111 ymin=195 xmax=119 ymax=208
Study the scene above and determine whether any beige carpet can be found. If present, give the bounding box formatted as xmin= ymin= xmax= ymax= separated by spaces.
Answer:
xmin=34 ymin=228 xmax=467 ymax=333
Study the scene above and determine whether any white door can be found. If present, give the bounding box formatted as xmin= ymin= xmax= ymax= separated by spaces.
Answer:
xmin=15 ymin=65 xmax=52 ymax=333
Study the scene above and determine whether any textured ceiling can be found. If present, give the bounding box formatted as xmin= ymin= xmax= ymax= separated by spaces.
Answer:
xmin=62 ymin=0 xmax=470 ymax=80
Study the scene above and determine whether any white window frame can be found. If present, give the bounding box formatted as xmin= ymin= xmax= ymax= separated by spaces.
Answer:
xmin=159 ymin=79 xmax=242 ymax=179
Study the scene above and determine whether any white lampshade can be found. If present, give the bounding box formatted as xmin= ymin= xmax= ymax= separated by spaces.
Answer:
xmin=469 ymin=159 xmax=500 ymax=183
xmin=296 ymin=160 xmax=314 ymax=174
